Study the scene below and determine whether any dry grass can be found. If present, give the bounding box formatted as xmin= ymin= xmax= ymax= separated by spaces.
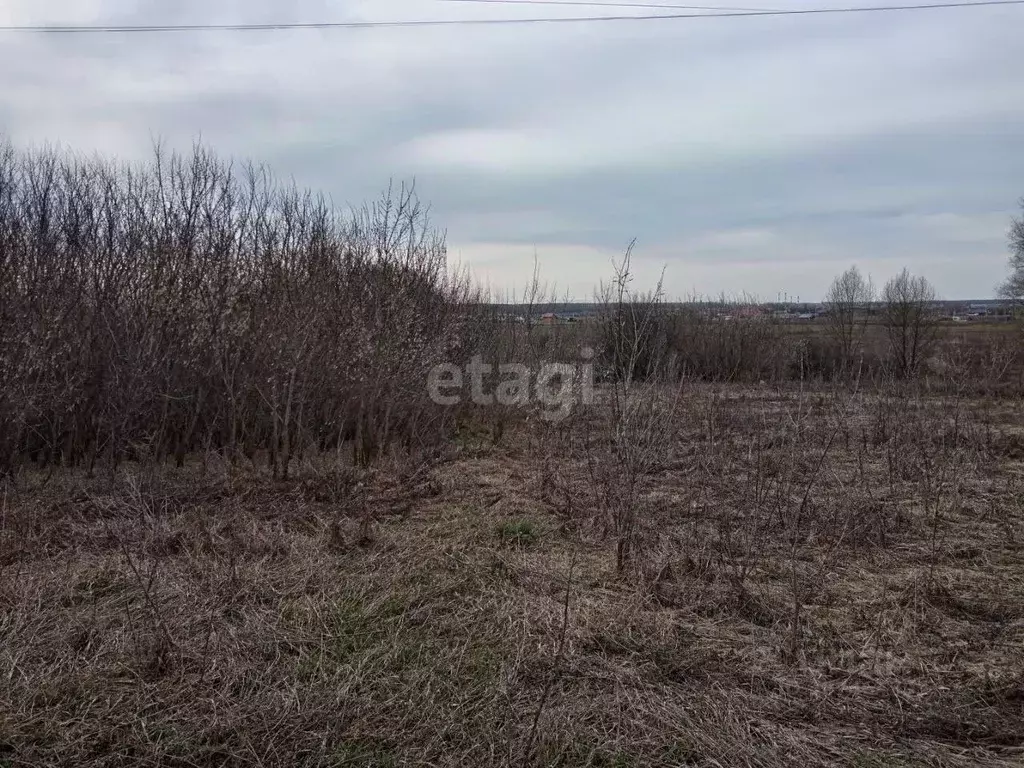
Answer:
xmin=1 ymin=383 xmax=1022 ymax=767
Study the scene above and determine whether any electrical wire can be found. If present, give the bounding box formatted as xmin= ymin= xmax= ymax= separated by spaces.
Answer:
xmin=0 ymin=0 xmax=1020 ymax=33
xmin=436 ymin=0 xmax=785 ymax=12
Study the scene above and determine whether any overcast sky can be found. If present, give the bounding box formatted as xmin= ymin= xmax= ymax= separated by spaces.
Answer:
xmin=2 ymin=0 xmax=1022 ymax=301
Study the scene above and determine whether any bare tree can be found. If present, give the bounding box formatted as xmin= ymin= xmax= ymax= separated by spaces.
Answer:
xmin=881 ymin=268 xmax=939 ymax=378
xmin=824 ymin=265 xmax=875 ymax=375
xmin=997 ymin=198 xmax=1024 ymax=307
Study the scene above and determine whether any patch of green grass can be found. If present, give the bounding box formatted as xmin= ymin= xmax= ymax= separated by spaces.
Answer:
xmin=660 ymin=740 xmax=700 ymax=765
xmin=328 ymin=596 xmax=380 ymax=661
xmin=377 ymin=595 xmax=410 ymax=619
xmin=848 ymin=754 xmax=918 ymax=768
xmin=64 ymin=567 xmax=126 ymax=605
xmin=498 ymin=519 xmax=538 ymax=546
xmin=591 ymin=751 xmax=635 ymax=768
xmin=459 ymin=641 xmax=502 ymax=684
xmin=542 ymin=744 xmax=639 ymax=767
xmin=294 ymin=594 xmax=390 ymax=681
xmin=331 ymin=741 xmax=398 ymax=767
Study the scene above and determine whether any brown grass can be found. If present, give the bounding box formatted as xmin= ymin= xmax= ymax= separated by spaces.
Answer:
xmin=1 ymin=381 xmax=1022 ymax=767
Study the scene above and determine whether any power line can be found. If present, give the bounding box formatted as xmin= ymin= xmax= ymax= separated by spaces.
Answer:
xmin=437 ymin=0 xmax=784 ymax=12
xmin=0 ymin=0 xmax=1021 ymax=33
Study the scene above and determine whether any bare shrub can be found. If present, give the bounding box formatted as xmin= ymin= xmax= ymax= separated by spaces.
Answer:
xmin=587 ymin=244 xmax=680 ymax=572
xmin=881 ymin=268 xmax=939 ymax=378
xmin=824 ymin=265 xmax=875 ymax=376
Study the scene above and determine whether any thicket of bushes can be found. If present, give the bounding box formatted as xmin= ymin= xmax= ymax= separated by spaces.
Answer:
xmin=0 ymin=140 xmax=480 ymax=478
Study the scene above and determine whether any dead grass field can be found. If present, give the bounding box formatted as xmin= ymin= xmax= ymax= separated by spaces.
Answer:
xmin=1 ymin=383 xmax=1023 ymax=767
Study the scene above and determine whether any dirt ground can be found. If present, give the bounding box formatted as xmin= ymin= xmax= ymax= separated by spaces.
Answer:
xmin=1 ymin=383 xmax=1022 ymax=767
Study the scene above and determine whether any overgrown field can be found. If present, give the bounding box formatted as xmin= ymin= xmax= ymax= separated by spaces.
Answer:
xmin=2 ymin=382 xmax=1022 ymax=767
